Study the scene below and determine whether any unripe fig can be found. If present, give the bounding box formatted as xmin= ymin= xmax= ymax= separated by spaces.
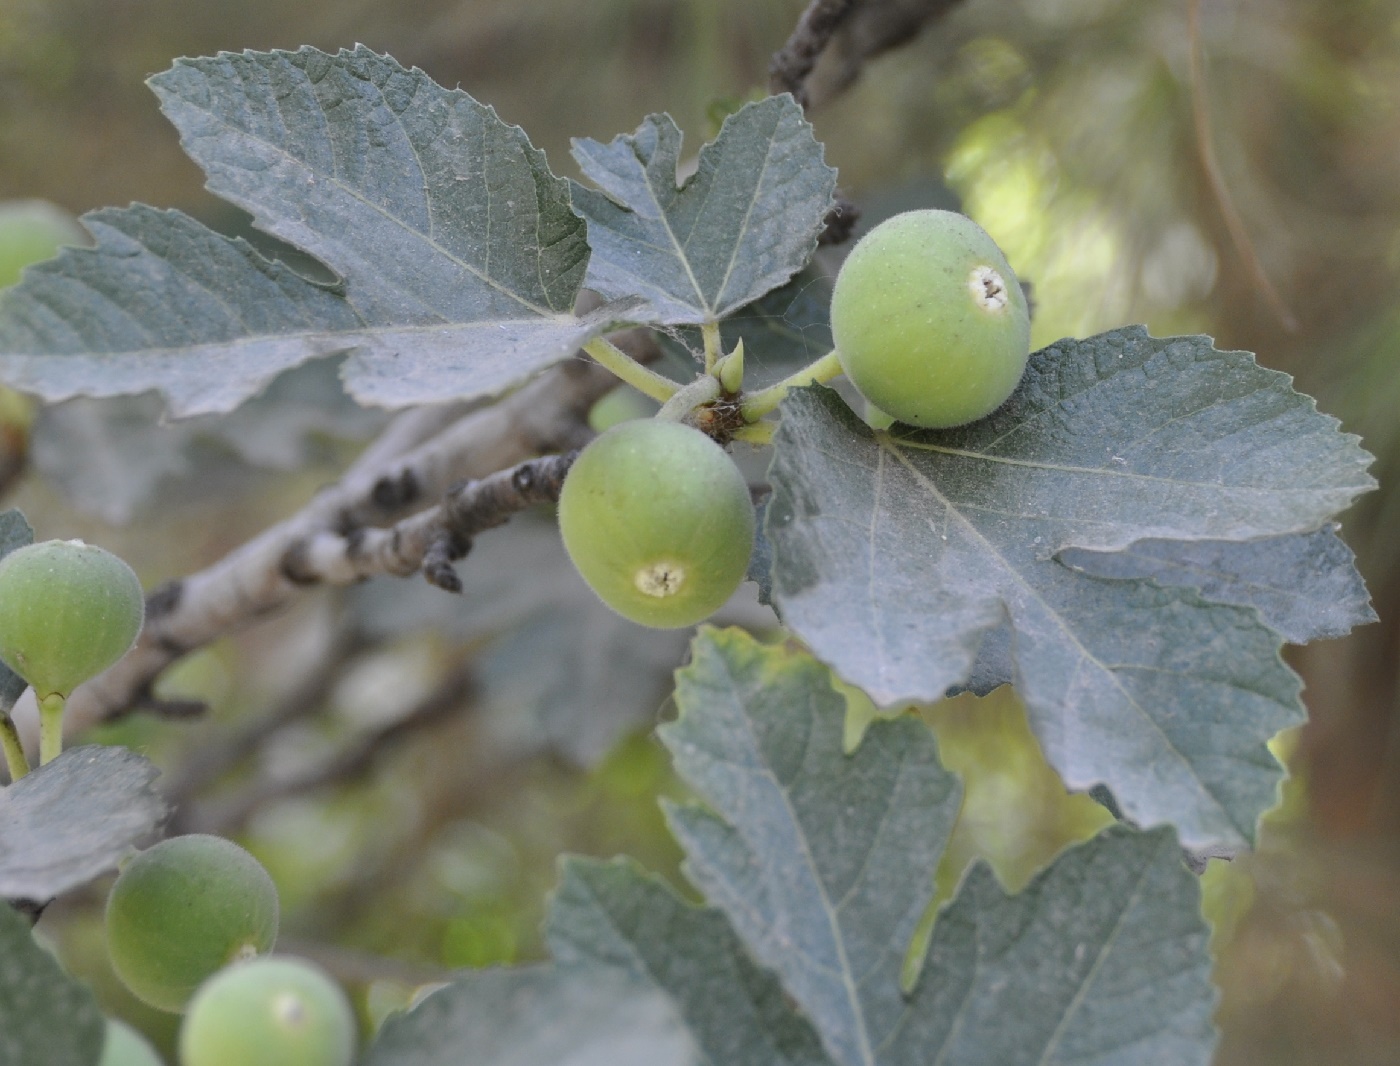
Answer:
xmin=829 ymin=209 xmax=1031 ymax=429
xmin=0 ymin=539 xmax=144 ymax=699
xmin=558 ymin=420 xmax=755 ymax=629
xmin=106 ymin=835 xmax=280 ymax=1013
xmin=179 ymin=957 xmax=356 ymax=1066
xmin=99 ymin=1018 xmax=163 ymax=1066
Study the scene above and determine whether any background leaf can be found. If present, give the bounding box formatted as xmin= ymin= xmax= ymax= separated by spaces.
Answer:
xmin=766 ymin=329 xmax=1375 ymax=848
xmin=347 ymin=511 xmax=689 ymax=766
xmin=660 ymin=628 xmax=961 ymax=1066
xmin=29 ymin=358 xmax=385 ymax=524
xmin=0 ymin=745 xmax=167 ymax=901
xmin=362 ymin=965 xmax=696 ymax=1066
xmin=545 ymin=631 xmax=1217 ymax=1066
xmin=572 ymin=95 xmax=836 ymax=324
xmin=1061 ymin=525 xmax=1376 ymax=644
xmin=548 ymin=859 xmax=834 ymax=1066
xmin=0 ymin=901 xmax=104 ymax=1066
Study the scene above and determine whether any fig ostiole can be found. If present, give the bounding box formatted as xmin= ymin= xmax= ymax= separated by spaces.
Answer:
xmin=829 ymin=208 xmax=1031 ymax=430
xmin=558 ymin=419 xmax=755 ymax=629
xmin=179 ymin=956 xmax=356 ymax=1066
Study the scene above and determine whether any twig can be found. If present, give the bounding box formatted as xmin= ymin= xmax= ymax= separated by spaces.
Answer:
xmin=770 ymin=0 xmax=860 ymax=108
xmin=783 ymin=0 xmax=971 ymax=110
xmin=1187 ymin=0 xmax=1298 ymax=332
xmin=56 ymin=337 xmax=657 ymax=740
xmin=283 ymin=451 xmax=579 ymax=592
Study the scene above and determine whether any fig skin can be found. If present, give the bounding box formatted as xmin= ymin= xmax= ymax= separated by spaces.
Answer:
xmin=178 ymin=957 xmax=356 ymax=1066
xmin=0 ymin=539 xmax=144 ymax=698
xmin=830 ymin=209 xmax=1031 ymax=429
xmin=98 ymin=1019 xmax=163 ymax=1066
xmin=558 ymin=420 xmax=755 ymax=629
xmin=106 ymin=835 xmax=280 ymax=1013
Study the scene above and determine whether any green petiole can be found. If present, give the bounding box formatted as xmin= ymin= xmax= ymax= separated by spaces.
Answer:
xmin=38 ymin=691 xmax=65 ymax=766
xmin=738 ymin=349 xmax=844 ymax=422
xmin=583 ymin=337 xmax=681 ymax=404
xmin=657 ymin=374 xmax=721 ymax=423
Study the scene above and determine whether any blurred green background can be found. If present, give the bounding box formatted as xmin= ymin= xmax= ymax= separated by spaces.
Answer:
xmin=2 ymin=0 xmax=1398 ymax=1062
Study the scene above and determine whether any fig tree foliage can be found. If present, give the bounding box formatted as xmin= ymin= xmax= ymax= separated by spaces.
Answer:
xmin=0 ymin=43 xmax=1376 ymax=1066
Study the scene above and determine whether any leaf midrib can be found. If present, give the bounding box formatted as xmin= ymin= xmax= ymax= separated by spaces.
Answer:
xmin=160 ymin=58 xmax=563 ymax=323
xmin=885 ymin=442 xmax=1240 ymax=838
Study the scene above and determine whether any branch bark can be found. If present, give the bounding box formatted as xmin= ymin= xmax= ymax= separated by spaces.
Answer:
xmin=52 ymin=331 xmax=659 ymax=740
xmin=777 ymin=0 xmax=973 ymax=112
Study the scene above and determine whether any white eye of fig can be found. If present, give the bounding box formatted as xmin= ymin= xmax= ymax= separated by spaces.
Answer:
xmin=830 ymin=209 xmax=1031 ymax=429
xmin=558 ymin=419 xmax=755 ymax=629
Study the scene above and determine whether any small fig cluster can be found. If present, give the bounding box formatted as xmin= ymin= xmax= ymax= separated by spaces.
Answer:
xmin=103 ymin=834 xmax=356 ymax=1066
xmin=106 ymin=835 xmax=280 ymax=1013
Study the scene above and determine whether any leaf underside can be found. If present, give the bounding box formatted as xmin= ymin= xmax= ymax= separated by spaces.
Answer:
xmin=0 ymin=745 xmax=168 ymax=900
xmin=766 ymin=327 xmax=1375 ymax=850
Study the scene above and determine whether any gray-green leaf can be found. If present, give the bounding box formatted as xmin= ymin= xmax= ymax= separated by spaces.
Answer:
xmin=0 ymin=206 xmax=362 ymax=417
xmin=0 ymin=901 xmax=104 ymax=1066
xmin=572 ymin=96 xmax=836 ymax=324
xmin=150 ymin=45 xmax=623 ymax=408
xmin=0 ymin=745 xmax=167 ymax=901
xmin=549 ymin=858 xmax=834 ymax=1066
xmin=583 ymin=630 xmax=1218 ymax=1065
xmin=767 ymin=329 xmax=1373 ymax=848
xmin=660 ymin=627 xmax=961 ymax=1066
xmin=1061 ymin=524 xmax=1375 ymax=644
xmin=0 ymin=45 xmax=635 ymax=414
xmin=904 ymin=826 xmax=1215 ymax=1066
xmin=361 ymin=965 xmax=695 ymax=1066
